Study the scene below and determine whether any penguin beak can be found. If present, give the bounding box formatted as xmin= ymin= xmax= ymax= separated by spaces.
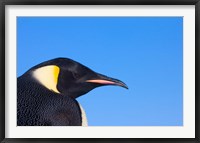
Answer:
xmin=86 ymin=73 xmax=128 ymax=89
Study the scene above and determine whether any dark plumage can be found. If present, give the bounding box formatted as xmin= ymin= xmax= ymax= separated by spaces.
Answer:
xmin=17 ymin=58 xmax=128 ymax=126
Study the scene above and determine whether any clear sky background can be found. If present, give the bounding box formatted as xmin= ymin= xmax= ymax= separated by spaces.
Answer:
xmin=17 ymin=17 xmax=183 ymax=126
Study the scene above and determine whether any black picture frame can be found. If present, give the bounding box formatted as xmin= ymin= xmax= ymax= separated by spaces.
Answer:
xmin=0 ymin=0 xmax=199 ymax=143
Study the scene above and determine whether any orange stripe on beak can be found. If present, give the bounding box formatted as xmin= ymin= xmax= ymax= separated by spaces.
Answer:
xmin=86 ymin=79 xmax=117 ymax=85
xmin=86 ymin=79 xmax=128 ymax=89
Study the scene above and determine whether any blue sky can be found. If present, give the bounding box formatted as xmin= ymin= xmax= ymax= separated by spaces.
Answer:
xmin=17 ymin=17 xmax=183 ymax=126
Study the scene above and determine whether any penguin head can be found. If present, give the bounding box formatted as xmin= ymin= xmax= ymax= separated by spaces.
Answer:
xmin=28 ymin=58 xmax=128 ymax=98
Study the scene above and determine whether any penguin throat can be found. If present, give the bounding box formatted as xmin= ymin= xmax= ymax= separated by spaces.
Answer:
xmin=78 ymin=103 xmax=88 ymax=126
xmin=33 ymin=65 xmax=60 ymax=94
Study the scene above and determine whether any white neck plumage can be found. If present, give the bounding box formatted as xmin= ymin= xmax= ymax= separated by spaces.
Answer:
xmin=78 ymin=104 xmax=88 ymax=126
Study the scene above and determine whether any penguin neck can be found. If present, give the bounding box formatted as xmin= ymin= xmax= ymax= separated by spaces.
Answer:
xmin=78 ymin=103 xmax=88 ymax=126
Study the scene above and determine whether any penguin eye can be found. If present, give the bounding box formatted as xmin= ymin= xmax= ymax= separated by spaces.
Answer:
xmin=72 ymin=72 xmax=81 ymax=79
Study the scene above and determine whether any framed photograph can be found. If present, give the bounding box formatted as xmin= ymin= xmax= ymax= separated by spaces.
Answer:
xmin=0 ymin=0 xmax=199 ymax=142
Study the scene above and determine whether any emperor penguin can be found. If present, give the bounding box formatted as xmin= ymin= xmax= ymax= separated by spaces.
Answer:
xmin=17 ymin=58 xmax=128 ymax=126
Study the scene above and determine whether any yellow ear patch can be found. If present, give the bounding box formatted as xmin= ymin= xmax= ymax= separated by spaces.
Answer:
xmin=33 ymin=65 xmax=60 ymax=94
